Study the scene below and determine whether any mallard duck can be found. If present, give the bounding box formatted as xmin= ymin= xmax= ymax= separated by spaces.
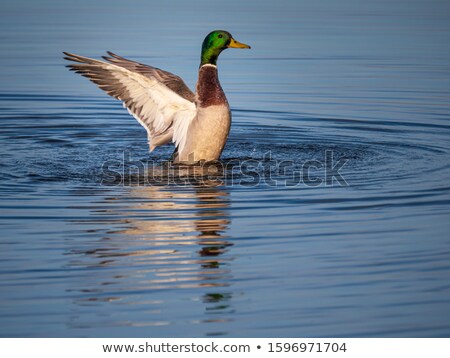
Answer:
xmin=64 ymin=30 xmax=250 ymax=163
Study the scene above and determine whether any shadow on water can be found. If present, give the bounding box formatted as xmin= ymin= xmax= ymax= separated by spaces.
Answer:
xmin=65 ymin=183 xmax=235 ymax=335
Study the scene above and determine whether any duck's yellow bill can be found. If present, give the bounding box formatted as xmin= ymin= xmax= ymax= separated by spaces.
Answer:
xmin=229 ymin=38 xmax=251 ymax=49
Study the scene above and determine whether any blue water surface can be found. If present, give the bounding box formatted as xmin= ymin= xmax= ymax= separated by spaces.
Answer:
xmin=1 ymin=0 xmax=450 ymax=337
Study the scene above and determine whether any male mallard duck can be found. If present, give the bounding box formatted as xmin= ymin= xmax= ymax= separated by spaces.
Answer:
xmin=64 ymin=30 xmax=250 ymax=163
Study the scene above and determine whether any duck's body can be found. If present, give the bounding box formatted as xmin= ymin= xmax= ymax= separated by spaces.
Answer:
xmin=176 ymin=64 xmax=230 ymax=162
xmin=64 ymin=30 xmax=250 ymax=163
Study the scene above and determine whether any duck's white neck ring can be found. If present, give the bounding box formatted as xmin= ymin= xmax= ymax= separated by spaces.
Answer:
xmin=200 ymin=63 xmax=217 ymax=69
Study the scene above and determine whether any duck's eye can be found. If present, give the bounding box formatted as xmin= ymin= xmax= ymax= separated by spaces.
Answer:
xmin=218 ymin=34 xmax=223 ymax=38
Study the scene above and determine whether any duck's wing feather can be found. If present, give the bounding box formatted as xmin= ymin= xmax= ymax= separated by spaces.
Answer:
xmin=102 ymin=51 xmax=196 ymax=103
xmin=63 ymin=52 xmax=196 ymax=152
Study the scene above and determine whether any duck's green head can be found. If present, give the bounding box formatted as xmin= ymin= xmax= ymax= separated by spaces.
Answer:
xmin=200 ymin=30 xmax=250 ymax=66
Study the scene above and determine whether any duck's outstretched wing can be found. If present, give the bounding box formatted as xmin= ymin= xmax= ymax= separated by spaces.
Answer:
xmin=102 ymin=51 xmax=196 ymax=103
xmin=63 ymin=52 xmax=196 ymax=152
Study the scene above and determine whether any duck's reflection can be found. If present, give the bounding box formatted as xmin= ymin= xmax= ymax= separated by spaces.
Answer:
xmin=68 ymin=182 xmax=234 ymax=331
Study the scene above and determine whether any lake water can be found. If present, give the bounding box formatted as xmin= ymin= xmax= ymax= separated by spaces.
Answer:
xmin=1 ymin=0 xmax=450 ymax=337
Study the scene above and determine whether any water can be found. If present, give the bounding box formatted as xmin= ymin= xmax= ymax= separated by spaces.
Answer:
xmin=1 ymin=0 xmax=450 ymax=337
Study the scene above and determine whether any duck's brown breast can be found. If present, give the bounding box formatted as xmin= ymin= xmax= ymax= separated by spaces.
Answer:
xmin=196 ymin=64 xmax=228 ymax=108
